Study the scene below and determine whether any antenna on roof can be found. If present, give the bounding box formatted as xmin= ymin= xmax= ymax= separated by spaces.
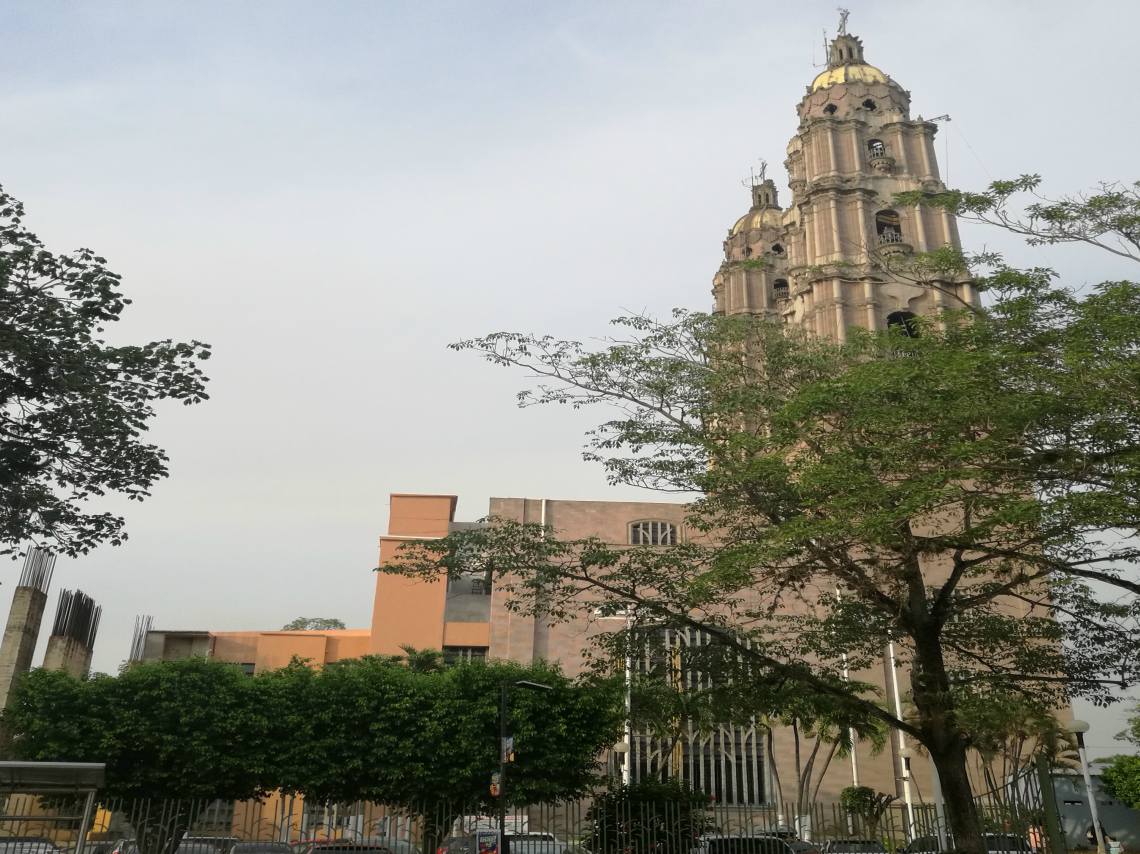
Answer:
xmin=812 ymin=28 xmax=828 ymax=69
xmin=740 ymin=159 xmax=768 ymax=189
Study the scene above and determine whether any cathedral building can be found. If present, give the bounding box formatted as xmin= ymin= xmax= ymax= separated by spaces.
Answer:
xmin=714 ymin=26 xmax=975 ymax=337
xmin=141 ymin=22 xmax=969 ymax=822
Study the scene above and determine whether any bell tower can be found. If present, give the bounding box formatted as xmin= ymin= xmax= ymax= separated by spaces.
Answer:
xmin=714 ymin=17 xmax=976 ymax=339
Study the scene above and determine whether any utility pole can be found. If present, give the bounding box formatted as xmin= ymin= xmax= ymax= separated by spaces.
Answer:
xmin=498 ymin=680 xmax=552 ymax=854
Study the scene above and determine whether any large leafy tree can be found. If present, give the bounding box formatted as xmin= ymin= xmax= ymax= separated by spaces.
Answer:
xmin=0 ymin=186 xmax=210 ymax=557
xmin=383 ymin=178 xmax=1140 ymax=854
xmin=280 ymin=617 xmax=346 ymax=631
xmin=4 ymin=659 xmax=273 ymax=854
xmin=268 ymin=656 xmax=622 ymax=849
xmin=7 ymin=656 xmax=621 ymax=854
xmin=1100 ymin=705 xmax=1140 ymax=809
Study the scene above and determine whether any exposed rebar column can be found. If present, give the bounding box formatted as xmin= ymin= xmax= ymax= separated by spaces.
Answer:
xmin=0 ymin=548 xmax=55 ymax=708
xmin=42 ymin=589 xmax=101 ymax=679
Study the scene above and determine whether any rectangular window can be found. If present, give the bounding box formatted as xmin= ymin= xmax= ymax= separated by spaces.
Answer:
xmin=443 ymin=645 xmax=488 ymax=665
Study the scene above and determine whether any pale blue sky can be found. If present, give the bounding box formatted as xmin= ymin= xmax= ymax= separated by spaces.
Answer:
xmin=1 ymin=1 xmax=1137 ymax=757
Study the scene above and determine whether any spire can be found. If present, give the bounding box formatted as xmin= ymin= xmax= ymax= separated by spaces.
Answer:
xmin=827 ymin=9 xmax=866 ymax=68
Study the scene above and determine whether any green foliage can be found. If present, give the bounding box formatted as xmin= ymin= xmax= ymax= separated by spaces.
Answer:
xmin=0 ymin=186 xmax=211 ymax=557
xmin=1100 ymin=705 xmax=1140 ymax=809
xmin=585 ymin=779 xmax=713 ymax=854
xmin=895 ymin=175 xmax=1140 ymax=263
xmin=383 ymin=183 xmax=1140 ymax=854
xmin=1100 ymin=754 xmax=1140 ymax=810
xmin=280 ymin=617 xmax=346 ymax=631
xmin=737 ymin=258 xmax=771 ymax=271
xmin=5 ymin=659 xmax=270 ymax=854
xmin=6 ymin=656 xmax=621 ymax=853
xmin=268 ymin=656 xmax=622 ymax=809
xmin=839 ymin=786 xmax=896 ymax=832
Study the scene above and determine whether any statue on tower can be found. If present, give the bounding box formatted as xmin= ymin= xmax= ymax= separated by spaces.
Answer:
xmin=837 ymin=8 xmax=850 ymax=36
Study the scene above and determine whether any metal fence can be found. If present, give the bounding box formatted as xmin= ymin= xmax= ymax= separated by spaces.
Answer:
xmin=0 ymin=772 xmax=1070 ymax=854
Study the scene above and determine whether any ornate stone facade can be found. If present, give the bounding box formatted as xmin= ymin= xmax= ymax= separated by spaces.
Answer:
xmin=714 ymin=30 xmax=976 ymax=340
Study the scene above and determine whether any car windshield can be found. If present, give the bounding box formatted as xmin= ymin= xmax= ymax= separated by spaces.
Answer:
xmin=829 ymin=843 xmax=886 ymax=853
xmin=233 ymin=846 xmax=294 ymax=854
xmin=706 ymin=839 xmax=791 ymax=854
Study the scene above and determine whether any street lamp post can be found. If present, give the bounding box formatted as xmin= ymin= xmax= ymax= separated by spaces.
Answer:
xmin=499 ymin=680 xmax=553 ymax=854
xmin=1067 ymin=720 xmax=1105 ymax=854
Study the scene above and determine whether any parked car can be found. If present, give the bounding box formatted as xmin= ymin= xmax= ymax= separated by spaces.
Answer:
xmin=820 ymin=840 xmax=887 ymax=854
xmin=0 ymin=837 xmax=63 ymax=854
xmin=785 ymin=841 xmax=820 ymax=854
xmin=297 ymin=842 xmax=396 ymax=854
xmin=694 ymin=834 xmax=798 ymax=854
xmin=178 ymin=837 xmax=240 ymax=854
xmin=900 ymin=834 xmax=1033 ymax=854
xmin=444 ymin=831 xmax=565 ymax=854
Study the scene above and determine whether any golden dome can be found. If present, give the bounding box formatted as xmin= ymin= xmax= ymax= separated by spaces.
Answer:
xmin=810 ymin=63 xmax=888 ymax=92
xmin=731 ymin=208 xmax=781 ymax=236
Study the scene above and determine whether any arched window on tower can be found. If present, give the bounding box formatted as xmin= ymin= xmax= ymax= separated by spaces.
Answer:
xmin=773 ymin=279 xmax=790 ymax=301
xmin=770 ymin=243 xmax=784 ymax=256
xmin=824 ymin=104 xmax=838 ymax=115
xmin=875 ymin=210 xmax=902 ymax=244
xmin=868 ymin=139 xmax=886 ymax=157
xmin=629 ymin=521 xmax=677 ymax=546
xmin=862 ymin=99 xmax=877 ymax=111
xmin=887 ymin=311 xmax=920 ymax=338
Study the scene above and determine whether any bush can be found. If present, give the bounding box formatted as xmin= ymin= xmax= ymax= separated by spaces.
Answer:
xmin=586 ymin=779 xmax=713 ymax=854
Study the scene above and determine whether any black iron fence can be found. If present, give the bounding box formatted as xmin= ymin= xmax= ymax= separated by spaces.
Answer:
xmin=0 ymin=774 xmax=1070 ymax=854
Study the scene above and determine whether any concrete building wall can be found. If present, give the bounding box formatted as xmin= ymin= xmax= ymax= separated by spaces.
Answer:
xmin=370 ymin=494 xmax=456 ymax=656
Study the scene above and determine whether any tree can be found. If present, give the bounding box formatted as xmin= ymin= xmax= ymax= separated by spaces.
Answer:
xmin=382 ymin=188 xmax=1140 ymax=854
xmin=839 ymin=786 xmax=896 ymax=837
xmin=896 ymin=175 xmax=1140 ymax=264
xmin=280 ymin=617 xmax=346 ymax=631
xmin=948 ymin=689 xmax=1077 ymax=794
xmin=266 ymin=656 xmax=623 ymax=852
xmin=618 ymin=628 xmax=883 ymax=823
xmin=585 ymin=779 xmax=712 ymax=854
xmin=0 ymin=186 xmax=211 ymax=558
xmin=1100 ymin=705 xmax=1140 ymax=809
xmin=7 ymin=655 xmax=622 ymax=854
xmin=4 ymin=659 xmax=272 ymax=854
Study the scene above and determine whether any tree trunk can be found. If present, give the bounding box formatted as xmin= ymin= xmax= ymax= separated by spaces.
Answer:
xmin=910 ymin=626 xmax=986 ymax=854
xmin=134 ymin=800 xmax=203 ymax=854
xmin=928 ymin=741 xmax=986 ymax=854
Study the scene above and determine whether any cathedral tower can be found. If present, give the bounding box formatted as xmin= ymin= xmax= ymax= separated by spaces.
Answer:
xmin=714 ymin=19 xmax=976 ymax=339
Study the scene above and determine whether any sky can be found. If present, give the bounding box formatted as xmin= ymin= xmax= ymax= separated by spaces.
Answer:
xmin=1 ymin=1 xmax=1138 ymax=759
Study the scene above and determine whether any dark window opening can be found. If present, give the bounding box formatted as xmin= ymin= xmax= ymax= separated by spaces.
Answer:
xmin=743 ymin=245 xmax=752 ymax=257
xmin=862 ymin=99 xmax=877 ymax=110
xmin=770 ymin=243 xmax=784 ymax=255
xmin=875 ymin=209 xmax=902 ymax=243
xmin=773 ymin=279 xmax=790 ymax=300
xmin=868 ymin=138 xmax=886 ymax=157
xmin=823 ymin=103 xmax=837 ymax=115
xmin=887 ymin=310 xmax=920 ymax=338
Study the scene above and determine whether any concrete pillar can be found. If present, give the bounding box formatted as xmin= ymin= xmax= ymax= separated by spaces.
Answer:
xmin=41 ymin=589 xmax=100 ymax=681
xmin=42 ymin=636 xmax=91 ymax=679
xmin=0 ymin=586 xmax=49 ymax=708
